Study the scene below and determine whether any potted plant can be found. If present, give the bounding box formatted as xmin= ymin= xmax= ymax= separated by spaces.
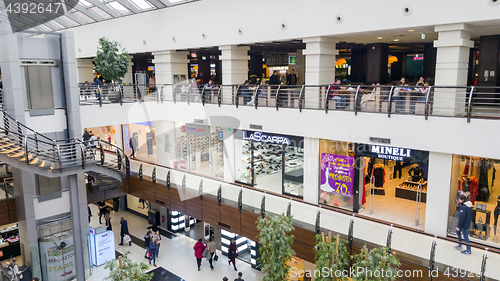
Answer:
xmin=94 ymin=37 xmax=129 ymax=103
xmin=104 ymin=250 xmax=153 ymax=281
xmin=257 ymin=213 xmax=295 ymax=281
xmin=351 ymin=245 xmax=400 ymax=281
xmin=314 ymin=232 xmax=350 ymax=281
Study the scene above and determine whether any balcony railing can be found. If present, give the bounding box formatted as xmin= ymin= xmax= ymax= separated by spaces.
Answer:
xmin=77 ymin=83 xmax=500 ymax=122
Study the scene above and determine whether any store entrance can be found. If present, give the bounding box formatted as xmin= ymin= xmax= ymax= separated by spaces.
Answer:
xmin=356 ymin=145 xmax=429 ymax=230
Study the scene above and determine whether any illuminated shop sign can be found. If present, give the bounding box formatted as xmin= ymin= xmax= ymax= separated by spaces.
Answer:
xmin=185 ymin=124 xmax=209 ymax=137
xmin=243 ymin=131 xmax=291 ymax=145
xmin=371 ymin=145 xmax=411 ymax=161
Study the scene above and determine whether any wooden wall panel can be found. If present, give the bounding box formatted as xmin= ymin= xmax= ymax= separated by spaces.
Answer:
xmin=142 ymin=180 xmax=155 ymax=193
xmin=203 ymin=197 xmax=220 ymax=211
xmin=105 ymin=183 xmax=126 ymax=199
xmin=142 ymin=190 xmax=156 ymax=203
xmin=291 ymin=242 xmax=315 ymax=263
xmin=292 ymin=227 xmax=316 ymax=248
xmin=186 ymin=195 xmax=201 ymax=208
xmin=129 ymin=176 xmax=142 ymax=189
xmin=185 ymin=204 xmax=202 ymax=220
xmin=155 ymin=195 xmax=170 ymax=209
xmin=221 ymin=204 xmax=241 ymax=222
xmin=221 ymin=219 xmax=240 ymax=233
xmin=129 ymin=184 xmax=142 ymax=199
xmin=155 ymin=184 xmax=169 ymax=198
xmin=170 ymin=189 xmax=186 ymax=213
xmin=241 ymin=210 xmax=259 ymax=226
xmin=203 ymin=210 xmax=220 ymax=226
xmin=9 ymin=211 xmax=17 ymax=223
xmin=7 ymin=200 xmax=15 ymax=213
xmin=241 ymin=223 xmax=259 ymax=241
xmin=0 ymin=215 xmax=9 ymax=227
xmin=87 ymin=192 xmax=105 ymax=204
xmin=0 ymin=201 xmax=8 ymax=215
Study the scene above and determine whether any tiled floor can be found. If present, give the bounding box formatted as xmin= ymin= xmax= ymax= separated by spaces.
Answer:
xmin=86 ymin=205 xmax=264 ymax=281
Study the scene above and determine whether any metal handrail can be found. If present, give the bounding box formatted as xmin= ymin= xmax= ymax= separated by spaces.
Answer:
xmin=325 ymin=85 xmax=332 ymax=113
xmin=298 ymin=85 xmax=305 ymax=112
xmin=186 ymin=84 xmax=192 ymax=105
xmin=467 ymin=86 xmax=475 ymax=123
xmin=424 ymin=86 xmax=432 ymax=120
xmin=275 ymin=85 xmax=281 ymax=111
xmin=353 ymin=85 xmax=361 ymax=115
xmin=387 ymin=86 xmax=395 ymax=118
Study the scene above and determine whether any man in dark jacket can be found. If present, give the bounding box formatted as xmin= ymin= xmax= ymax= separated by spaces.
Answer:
xmin=455 ymin=195 xmax=473 ymax=254
xmin=119 ymin=217 xmax=131 ymax=246
xmin=269 ymin=70 xmax=280 ymax=85
xmin=286 ymin=68 xmax=297 ymax=85
xmin=234 ymin=272 xmax=244 ymax=281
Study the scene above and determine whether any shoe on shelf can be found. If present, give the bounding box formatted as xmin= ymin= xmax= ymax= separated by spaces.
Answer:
xmin=455 ymin=245 xmax=462 ymax=251
xmin=460 ymin=250 xmax=471 ymax=255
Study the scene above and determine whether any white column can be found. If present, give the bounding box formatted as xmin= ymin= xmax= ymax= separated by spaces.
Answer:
xmin=295 ymin=49 xmax=306 ymax=85
xmin=122 ymin=55 xmax=134 ymax=84
xmin=223 ymin=128 xmax=235 ymax=183
xmin=154 ymin=120 xmax=177 ymax=168
xmin=219 ymin=45 xmax=249 ymax=85
xmin=303 ymin=37 xmax=338 ymax=108
xmin=152 ymin=50 xmax=189 ymax=85
xmin=433 ymin=23 xmax=474 ymax=116
xmin=76 ymin=58 xmax=94 ymax=84
xmin=424 ymin=152 xmax=453 ymax=237
xmin=303 ymin=137 xmax=319 ymax=205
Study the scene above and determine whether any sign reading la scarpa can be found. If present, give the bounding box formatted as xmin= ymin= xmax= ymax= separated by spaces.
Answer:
xmin=243 ymin=131 xmax=291 ymax=145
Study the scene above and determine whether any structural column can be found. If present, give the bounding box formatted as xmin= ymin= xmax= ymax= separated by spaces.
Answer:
xmin=303 ymin=37 xmax=338 ymax=108
xmin=295 ymin=49 xmax=306 ymax=85
xmin=76 ymin=58 xmax=94 ymax=84
xmin=303 ymin=137 xmax=319 ymax=205
xmin=433 ymin=23 xmax=474 ymax=116
xmin=424 ymin=152 xmax=453 ymax=237
xmin=122 ymin=55 xmax=134 ymax=84
xmin=223 ymin=128 xmax=235 ymax=183
xmin=152 ymin=50 xmax=189 ymax=85
xmin=366 ymin=43 xmax=389 ymax=83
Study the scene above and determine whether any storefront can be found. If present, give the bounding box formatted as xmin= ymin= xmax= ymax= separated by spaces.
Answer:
xmin=123 ymin=122 xmax=156 ymax=162
xmin=84 ymin=126 xmax=117 ymax=148
xmin=319 ymin=140 xmax=429 ymax=230
xmin=448 ymin=155 xmax=500 ymax=249
xmin=234 ymin=130 xmax=304 ymax=198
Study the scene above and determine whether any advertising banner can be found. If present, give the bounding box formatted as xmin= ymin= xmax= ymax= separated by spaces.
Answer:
xmin=39 ymin=235 xmax=76 ymax=281
xmin=94 ymin=231 xmax=115 ymax=266
xmin=320 ymin=153 xmax=354 ymax=198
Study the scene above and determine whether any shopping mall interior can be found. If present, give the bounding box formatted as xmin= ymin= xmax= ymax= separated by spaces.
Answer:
xmin=1 ymin=0 xmax=500 ymax=280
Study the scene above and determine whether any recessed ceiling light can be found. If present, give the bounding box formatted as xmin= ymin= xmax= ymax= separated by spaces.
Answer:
xmin=394 ymin=39 xmax=400 ymax=42
xmin=377 ymin=37 xmax=383 ymax=39
xmin=408 ymin=29 xmax=415 ymax=32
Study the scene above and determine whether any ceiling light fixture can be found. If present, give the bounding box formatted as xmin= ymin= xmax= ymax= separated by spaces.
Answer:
xmin=408 ymin=29 xmax=414 ymax=32
xmin=394 ymin=39 xmax=400 ymax=42
xmin=377 ymin=37 xmax=383 ymax=39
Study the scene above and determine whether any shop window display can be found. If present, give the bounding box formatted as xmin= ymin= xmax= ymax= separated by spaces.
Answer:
xmin=123 ymin=122 xmax=156 ymax=162
xmin=234 ymin=130 xmax=304 ymax=197
xmin=175 ymin=123 xmax=188 ymax=170
xmin=448 ymin=155 xmax=500 ymax=248
xmin=211 ymin=127 xmax=224 ymax=179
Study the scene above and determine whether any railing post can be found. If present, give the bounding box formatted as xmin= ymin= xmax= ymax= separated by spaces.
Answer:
xmin=354 ymin=85 xmax=361 ymax=115
xmin=173 ymin=85 xmax=177 ymax=104
xmin=99 ymin=142 xmax=104 ymax=165
xmin=425 ymin=86 xmax=432 ymax=120
xmin=386 ymin=224 xmax=393 ymax=253
xmin=429 ymin=236 xmax=437 ymax=281
xmin=56 ymin=144 xmax=62 ymax=172
xmin=235 ymin=85 xmax=240 ymax=108
xmin=348 ymin=215 xmax=354 ymax=255
xmin=160 ymin=86 xmax=164 ymax=103
xmin=3 ymin=111 xmax=9 ymax=136
xmin=139 ymin=163 xmax=143 ymax=180
xmin=137 ymin=84 xmax=142 ymax=104
xmin=17 ymin=121 xmax=22 ymax=146
xmin=479 ymin=248 xmax=488 ymax=281
xmin=217 ymin=86 xmax=222 ymax=107
xmin=117 ymin=151 xmax=122 ymax=170
xmin=315 ymin=209 xmax=321 ymax=234
xmin=187 ymin=84 xmax=192 ymax=105
xmin=298 ymin=85 xmax=305 ymax=112
xmin=34 ymin=134 xmax=39 ymax=156
xmin=260 ymin=195 xmax=266 ymax=217
xmin=98 ymin=85 xmax=102 ymax=107
xmin=201 ymin=87 xmax=206 ymax=106
xmin=125 ymin=157 xmax=130 ymax=178
xmin=388 ymin=86 xmax=395 ymax=118
xmin=275 ymin=85 xmax=281 ymax=111
xmin=23 ymin=136 xmax=29 ymax=165
xmin=254 ymin=85 xmax=260 ymax=109
xmin=79 ymin=142 xmax=85 ymax=169
xmin=467 ymin=86 xmax=475 ymax=123
xmin=119 ymin=84 xmax=123 ymax=106
xmin=325 ymin=85 xmax=332 ymax=113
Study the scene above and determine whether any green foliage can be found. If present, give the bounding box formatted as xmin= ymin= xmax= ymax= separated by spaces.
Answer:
xmin=104 ymin=250 xmax=153 ymax=281
xmin=313 ymin=233 xmax=350 ymax=281
xmin=94 ymin=37 xmax=129 ymax=84
xmin=351 ymin=245 xmax=400 ymax=281
xmin=257 ymin=214 xmax=295 ymax=281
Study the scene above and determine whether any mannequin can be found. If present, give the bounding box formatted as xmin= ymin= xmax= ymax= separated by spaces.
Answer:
xmin=408 ymin=164 xmax=424 ymax=182
xmin=494 ymin=195 xmax=500 ymax=236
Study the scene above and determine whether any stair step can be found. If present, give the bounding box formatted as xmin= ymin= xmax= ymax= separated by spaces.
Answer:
xmin=0 ymin=142 xmax=15 ymax=149
xmin=19 ymin=154 xmax=34 ymax=162
xmin=29 ymin=157 xmax=39 ymax=165
xmin=8 ymin=151 xmax=25 ymax=158
xmin=39 ymin=160 xmax=52 ymax=168
xmin=1 ymin=147 xmax=21 ymax=154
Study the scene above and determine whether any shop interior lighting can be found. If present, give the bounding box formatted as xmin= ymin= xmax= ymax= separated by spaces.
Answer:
xmin=237 ymin=244 xmax=248 ymax=251
xmin=393 ymin=39 xmax=400 ymax=42
xmin=251 ymin=258 xmax=256 ymax=265
xmin=251 ymin=249 xmax=256 ymax=256
xmin=377 ymin=36 xmax=383 ymax=39
xmin=221 ymin=237 xmax=230 ymax=245
xmin=172 ymin=211 xmax=179 ymax=216
xmin=221 ymin=229 xmax=236 ymax=238
xmin=408 ymin=29 xmax=414 ymax=32
xmin=250 ymin=240 xmax=256 ymax=247
xmin=236 ymin=237 xmax=247 ymax=244
xmin=221 ymin=246 xmax=228 ymax=253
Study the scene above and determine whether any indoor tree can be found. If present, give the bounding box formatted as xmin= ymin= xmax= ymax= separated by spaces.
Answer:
xmin=257 ymin=213 xmax=295 ymax=281
xmin=104 ymin=250 xmax=153 ymax=281
xmin=94 ymin=37 xmax=129 ymax=84
xmin=351 ymin=245 xmax=400 ymax=281
xmin=314 ymin=232 xmax=350 ymax=281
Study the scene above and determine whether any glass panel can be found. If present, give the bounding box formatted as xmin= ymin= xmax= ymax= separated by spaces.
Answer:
xmin=79 ymin=0 xmax=93 ymax=7
xmin=210 ymin=126 xmax=224 ymax=179
xmin=174 ymin=123 xmax=187 ymax=170
xmin=49 ymin=20 xmax=65 ymax=30
xmin=130 ymin=0 xmax=153 ymax=10
xmin=107 ymin=2 xmax=131 ymax=15
xmin=284 ymin=145 xmax=303 ymax=197
xmin=59 ymin=15 xmax=79 ymax=26
xmin=73 ymin=11 xmax=95 ymax=23
xmin=188 ymin=132 xmax=210 ymax=176
xmin=89 ymin=7 xmax=112 ymax=19
xmin=234 ymin=138 xmax=252 ymax=185
xmin=253 ymin=143 xmax=282 ymax=193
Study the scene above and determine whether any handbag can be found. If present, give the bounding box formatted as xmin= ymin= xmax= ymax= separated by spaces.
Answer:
xmin=203 ymin=247 xmax=210 ymax=259
xmin=214 ymin=254 xmax=219 ymax=261
xmin=123 ymin=234 xmax=131 ymax=244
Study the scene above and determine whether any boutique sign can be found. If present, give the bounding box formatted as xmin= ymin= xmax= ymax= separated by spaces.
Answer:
xmin=356 ymin=144 xmax=429 ymax=164
xmin=235 ymin=129 xmax=304 ymax=148
xmin=371 ymin=145 xmax=411 ymax=161
xmin=320 ymin=153 xmax=354 ymax=198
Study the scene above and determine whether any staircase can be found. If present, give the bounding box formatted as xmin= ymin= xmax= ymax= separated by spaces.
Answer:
xmin=0 ymin=109 xmax=129 ymax=181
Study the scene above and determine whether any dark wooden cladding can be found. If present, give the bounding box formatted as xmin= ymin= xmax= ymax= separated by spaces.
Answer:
xmin=185 ymin=204 xmax=202 ymax=220
xmin=0 ymin=201 xmax=8 ymax=215
xmin=202 ymin=197 xmax=220 ymax=212
xmin=185 ymin=193 xmax=201 ymax=208
xmin=202 ymin=210 xmax=220 ymax=226
xmin=0 ymin=214 xmax=9 ymax=226
xmin=291 ymin=227 xmax=317 ymax=248
xmin=9 ymin=211 xmax=16 ymax=223
xmin=142 ymin=190 xmax=156 ymax=203
xmin=155 ymin=195 xmax=170 ymax=209
xmin=220 ymin=204 xmax=241 ymax=222
xmin=155 ymin=184 xmax=169 ymax=198
xmin=291 ymin=241 xmax=315 ymax=263
xmin=240 ymin=222 xmax=259 ymax=241
xmin=87 ymin=191 xmax=105 ymax=204
xmin=142 ymin=179 xmax=155 ymax=193
xmin=170 ymin=189 xmax=186 ymax=213
xmin=241 ymin=210 xmax=260 ymax=226
xmin=129 ymin=175 xmax=142 ymax=189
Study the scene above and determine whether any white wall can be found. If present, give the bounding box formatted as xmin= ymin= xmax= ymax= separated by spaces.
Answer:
xmin=80 ymin=102 xmax=500 ymax=160
xmin=33 ymin=190 xmax=71 ymax=220
xmin=69 ymin=0 xmax=500 ymax=58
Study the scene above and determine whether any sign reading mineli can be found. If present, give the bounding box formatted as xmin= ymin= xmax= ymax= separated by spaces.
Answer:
xmin=371 ymin=145 xmax=411 ymax=161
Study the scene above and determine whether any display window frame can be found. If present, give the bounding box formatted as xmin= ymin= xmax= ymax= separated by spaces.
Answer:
xmin=234 ymin=129 xmax=304 ymax=198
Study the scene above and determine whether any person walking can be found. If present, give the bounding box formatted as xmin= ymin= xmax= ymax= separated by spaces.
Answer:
xmin=144 ymin=230 xmax=152 ymax=259
xmin=97 ymin=201 xmax=106 ymax=224
xmin=234 ymin=272 xmax=244 ymax=281
xmin=105 ymin=212 xmax=112 ymax=231
xmin=269 ymin=70 xmax=280 ymax=85
xmin=90 ymin=133 xmax=98 ymax=154
xmin=228 ymin=239 xmax=238 ymax=271
xmin=456 ymin=194 xmax=473 ymax=254
xmin=83 ymin=130 xmax=90 ymax=147
xmin=129 ymin=136 xmax=135 ymax=158
xmin=154 ymin=231 xmax=162 ymax=260
xmin=206 ymin=237 xmax=216 ymax=270
xmin=193 ymin=238 xmax=206 ymax=271
xmin=119 ymin=217 xmax=131 ymax=246
xmin=87 ymin=205 xmax=92 ymax=223
xmin=149 ymin=236 xmax=158 ymax=267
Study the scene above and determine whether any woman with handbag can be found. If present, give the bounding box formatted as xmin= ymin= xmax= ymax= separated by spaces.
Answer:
xmin=228 ymin=239 xmax=238 ymax=271
xmin=206 ymin=238 xmax=216 ymax=270
xmin=193 ymin=238 xmax=206 ymax=271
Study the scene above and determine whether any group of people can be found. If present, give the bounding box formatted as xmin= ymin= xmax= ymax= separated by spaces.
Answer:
xmin=144 ymin=229 xmax=162 ymax=267
xmin=193 ymin=237 xmax=243 ymax=279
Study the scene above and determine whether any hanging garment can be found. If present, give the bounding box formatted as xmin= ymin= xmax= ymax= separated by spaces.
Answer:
xmin=372 ymin=166 xmax=386 ymax=188
xmin=477 ymin=158 xmax=490 ymax=202
xmin=463 ymin=157 xmax=470 ymax=175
